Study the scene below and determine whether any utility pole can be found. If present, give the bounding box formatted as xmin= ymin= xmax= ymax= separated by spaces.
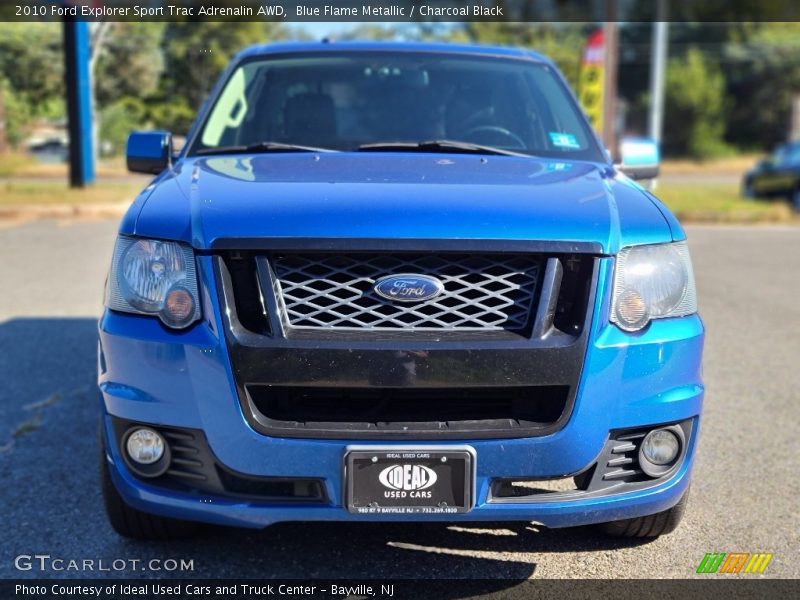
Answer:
xmin=647 ymin=0 xmax=668 ymax=188
xmin=63 ymin=17 xmax=95 ymax=187
xmin=648 ymin=1 xmax=668 ymax=146
xmin=0 ymin=84 xmax=8 ymax=154
xmin=602 ymin=1 xmax=619 ymax=160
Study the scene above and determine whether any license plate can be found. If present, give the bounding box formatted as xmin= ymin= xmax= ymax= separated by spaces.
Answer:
xmin=345 ymin=447 xmax=474 ymax=515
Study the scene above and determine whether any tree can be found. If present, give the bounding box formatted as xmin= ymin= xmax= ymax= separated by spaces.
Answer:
xmin=663 ymin=47 xmax=730 ymax=158
xmin=100 ymin=96 xmax=147 ymax=156
xmin=154 ymin=22 xmax=289 ymax=133
xmin=94 ymin=23 xmax=165 ymax=106
xmin=0 ymin=23 xmax=63 ymax=146
xmin=723 ymin=23 xmax=800 ymax=150
xmin=0 ymin=23 xmax=63 ymax=111
xmin=459 ymin=23 xmax=588 ymax=89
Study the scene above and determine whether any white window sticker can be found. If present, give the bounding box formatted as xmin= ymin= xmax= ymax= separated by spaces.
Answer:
xmin=549 ymin=132 xmax=581 ymax=149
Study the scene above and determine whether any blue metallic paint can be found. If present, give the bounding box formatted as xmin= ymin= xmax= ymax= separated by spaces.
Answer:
xmin=124 ymin=154 xmax=674 ymax=254
xmin=102 ymin=42 xmax=703 ymax=529
xmin=125 ymin=131 xmax=172 ymax=173
xmin=99 ymin=254 xmax=704 ymax=527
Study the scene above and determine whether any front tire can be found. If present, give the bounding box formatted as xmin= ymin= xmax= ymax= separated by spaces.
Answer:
xmin=791 ymin=187 xmax=800 ymax=213
xmin=741 ymin=179 xmax=755 ymax=199
xmin=595 ymin=489 xmax=689 ymax=538
xmin=100 ymin=423 xmax=198 ymax=540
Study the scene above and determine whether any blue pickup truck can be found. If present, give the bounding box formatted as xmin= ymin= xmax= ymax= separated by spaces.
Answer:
xmin=99 ymin=42 xmax=704 ymax=540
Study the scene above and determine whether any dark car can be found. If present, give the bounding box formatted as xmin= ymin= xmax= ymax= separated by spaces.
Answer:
xmin=742 ymin=141 xmax=800 ymax=211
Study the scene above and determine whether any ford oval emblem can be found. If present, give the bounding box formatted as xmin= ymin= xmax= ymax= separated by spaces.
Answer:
xmin=373 ymin=274 xmax=444 ymax=303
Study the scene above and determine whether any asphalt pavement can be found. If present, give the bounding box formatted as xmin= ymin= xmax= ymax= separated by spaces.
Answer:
xmin=0 ymin=219 xmax=798 ymax=582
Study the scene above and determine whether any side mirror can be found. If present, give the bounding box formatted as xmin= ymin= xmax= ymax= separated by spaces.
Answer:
xmin=617 ymin=137 xmax=660 ymax=181
xmin=126 ymin=131 xmax=172 ymax=174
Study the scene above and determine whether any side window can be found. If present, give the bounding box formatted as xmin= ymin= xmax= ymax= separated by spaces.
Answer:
xmin=201 ymin=63 xmax=262 ymax=147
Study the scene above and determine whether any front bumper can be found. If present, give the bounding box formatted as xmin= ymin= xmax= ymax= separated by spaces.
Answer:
xmin=98 ymin=254 xmax=704 ymax=529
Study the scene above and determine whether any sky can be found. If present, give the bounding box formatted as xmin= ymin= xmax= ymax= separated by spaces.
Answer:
xmin=288 ymin=21 xmax=367 ymax=40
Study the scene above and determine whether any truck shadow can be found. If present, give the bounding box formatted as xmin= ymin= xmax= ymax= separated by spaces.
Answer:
xmin=187 ymin=519 xmax=653 ymax=578
xmin=0 ymin=317 xmax=99 ymax=446
xmin=0 ymin=317 xmax=650 ymax=588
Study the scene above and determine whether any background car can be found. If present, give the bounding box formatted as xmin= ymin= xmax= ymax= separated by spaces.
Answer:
xmin=742 ymin=141 xmax=800 ymax=211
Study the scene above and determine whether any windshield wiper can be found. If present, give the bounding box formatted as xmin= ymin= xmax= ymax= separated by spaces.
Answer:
xmin=195 ymin=141 xmax=337 ymax=156
xmin=357 ymin=140 xmax=530 ymax=157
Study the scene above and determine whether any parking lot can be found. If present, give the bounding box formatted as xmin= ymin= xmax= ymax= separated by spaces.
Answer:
xmin=0 ymin=218 xmax=798 ymax=581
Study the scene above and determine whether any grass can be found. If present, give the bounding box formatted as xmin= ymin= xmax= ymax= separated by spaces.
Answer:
xmin=0 ymin=153 xmax=37 ymax=177
xmin=653 ymin=182 xmax=798 ymax=223
xmin=0 ymin=180 xmax=143 ymax=206
xmin=0 ymin=152 xmax=131 ymax=178
xmin=660 ymin=155 xmax=762 ymax=176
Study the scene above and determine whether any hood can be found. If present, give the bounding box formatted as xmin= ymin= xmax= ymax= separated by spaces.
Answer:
xmin=129 ymin=153 xmax=676 ymax=254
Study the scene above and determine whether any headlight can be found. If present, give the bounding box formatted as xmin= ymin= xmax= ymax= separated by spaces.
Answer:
xmin=105 ymin=237 xmax=201 ymax=329
xmin=610 ymin=241 xmax=697 ymax=331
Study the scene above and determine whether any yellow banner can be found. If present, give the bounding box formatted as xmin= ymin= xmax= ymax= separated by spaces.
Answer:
xmin=578 ymin=30 xmax=605 ymax=135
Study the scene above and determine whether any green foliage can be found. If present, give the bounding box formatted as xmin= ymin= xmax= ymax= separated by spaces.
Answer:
xmin=99 ymin=97 xmax=147 ymax=156
xmin=1 ymin=78 xmax=32 ymax=147
xmin=461 ymin=23 xmax=587 ymax=90
xmin=95 ymin=23 xmax=166 ymax=107
xmin=144 ymin=99 xmax=197 ymax=137
xmin=0 ymin=23 xmax=64 ymax=147
xmin=0 ymin=23 xmax=63 ymax=113
xmin=723 ymin=23 xmax=800 ymax=150
xmin=0 ymin=22 xmax=295 ymax=151
xmin=156 ymin=22 xmax=290 ymax=133
xmin=663 ymin=48 xmax=732 ymax=158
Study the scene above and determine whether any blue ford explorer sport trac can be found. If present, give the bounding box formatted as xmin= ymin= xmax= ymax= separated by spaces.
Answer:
xmin=99 ymin=42 xmax=703 ymax=540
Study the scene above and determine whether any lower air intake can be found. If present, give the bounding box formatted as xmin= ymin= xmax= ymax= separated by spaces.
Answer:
xmin=245 ymin=384 xmax=569 ymax=439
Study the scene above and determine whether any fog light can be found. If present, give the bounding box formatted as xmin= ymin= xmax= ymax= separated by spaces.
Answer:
xmin=638 ymin=426 xmax=685 ymax=478
xmin=125 ymin=428 xmax=165 ymax=465
xmin=642 ymin=429 xmax=680 ymax=465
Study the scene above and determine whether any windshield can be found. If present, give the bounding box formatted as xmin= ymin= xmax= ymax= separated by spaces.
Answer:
xmin=189 ymin=51 xmax=604 ymax=161
xmin=772 ymin=144 xmax=800 ymax=166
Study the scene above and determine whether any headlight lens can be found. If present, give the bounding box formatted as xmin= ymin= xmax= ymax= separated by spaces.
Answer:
xmin=106 ymin=237 xmax=200 ymax=328
xmin=611 ymin=241 xmax=697 ymax=331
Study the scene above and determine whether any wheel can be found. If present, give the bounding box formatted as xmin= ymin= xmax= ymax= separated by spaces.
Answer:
xmin=99 ymin=422 xmax=198 ymax=540
xmin=741 ymin=179 xmax=755 ymax=199
xmin=791 ymin=187 xmax=800 ymax=213
xmin=595 ymin=489 xmax=689 ymax=538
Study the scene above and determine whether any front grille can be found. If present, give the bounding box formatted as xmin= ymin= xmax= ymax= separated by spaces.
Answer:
xmin=216 ymin=249 xmax=599 ymax=441
xmin=270 ymin=253 xmax=541 ymax=332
